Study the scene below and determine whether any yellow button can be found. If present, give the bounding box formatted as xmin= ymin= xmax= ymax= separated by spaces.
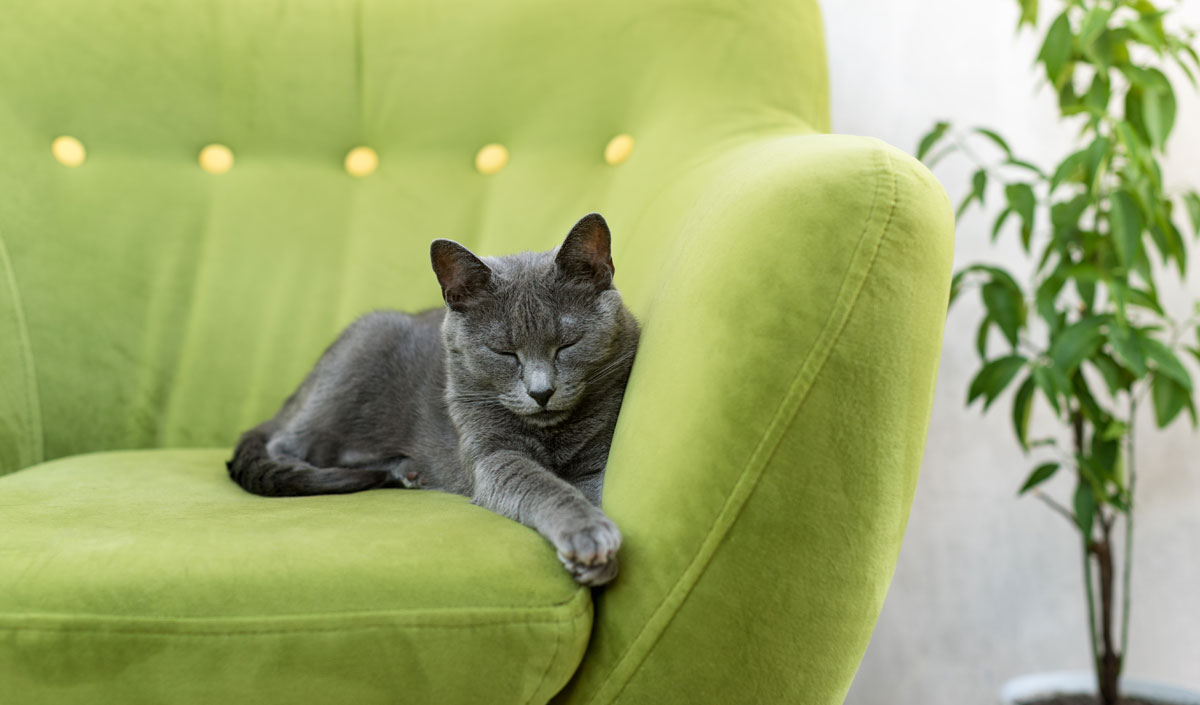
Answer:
xmin=344 ymin=146 xmax=379 ymax=178
xmin=604 ymin=134 xmax=634 ymax=166
xmin=198 ymin=144 xmax=234 ymax=174
xmin=475 ymin=143 xmax=508 ymax=175
xmin=52 ymin=136 xmax=86 ymax=168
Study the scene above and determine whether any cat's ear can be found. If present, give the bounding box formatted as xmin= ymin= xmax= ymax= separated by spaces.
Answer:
xmin=556 ymin=213 xmax=614 ymax=290
xmin=430 ymin=239 xmax=493 ymax=312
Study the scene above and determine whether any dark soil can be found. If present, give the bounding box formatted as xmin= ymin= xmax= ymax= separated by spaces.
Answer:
xmin=1019 ymin=697 xmax=1183 ymax=705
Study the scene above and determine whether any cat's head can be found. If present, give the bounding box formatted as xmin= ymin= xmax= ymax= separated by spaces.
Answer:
xmin=431 ymin=213 xmax=636 ymax=426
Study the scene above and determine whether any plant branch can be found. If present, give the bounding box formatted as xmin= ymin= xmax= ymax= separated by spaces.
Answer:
xmin=1120 ymin=397 xmax=1137 ymax=660
xmin=1034 ymin=488 xmax=1078 ymax=527
xmin=1084 ymin=538 xmax=1102 ymax=665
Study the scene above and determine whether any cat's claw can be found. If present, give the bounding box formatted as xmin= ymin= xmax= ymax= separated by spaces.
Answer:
xmin=555 ymin=518 xmax=621 ymax=586
xmin=561 ymin=553 xmax=620 ymax=586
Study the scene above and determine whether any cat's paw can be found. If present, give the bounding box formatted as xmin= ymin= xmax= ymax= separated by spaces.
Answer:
xmin=560 ymin=551 xmax=620 ymax=586
xmin=554 ymin=516 xmax=622 ymax=586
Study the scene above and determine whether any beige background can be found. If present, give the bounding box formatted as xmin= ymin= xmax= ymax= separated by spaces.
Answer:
xmin=822 ymin=1 xmax=1200 ymax=703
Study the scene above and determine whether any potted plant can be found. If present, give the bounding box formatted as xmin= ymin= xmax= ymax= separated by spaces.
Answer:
xmin=918 ymin=1 xmax=1200 ymax=704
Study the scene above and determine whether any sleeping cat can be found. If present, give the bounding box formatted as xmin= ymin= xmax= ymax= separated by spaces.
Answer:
xmin=227 ymin=213 xmax=639 ymax=585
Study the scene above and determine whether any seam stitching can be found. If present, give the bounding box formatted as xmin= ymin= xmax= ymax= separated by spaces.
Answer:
xmin=0 ymin=588 xmax=592 ymax=638
xmin=525 ymin=599 xmax=565 ymax=705
xmin=589 ymin=144 xmax=901 ymax=705
xmin=0 ymin=227 xmax=44 ymax=469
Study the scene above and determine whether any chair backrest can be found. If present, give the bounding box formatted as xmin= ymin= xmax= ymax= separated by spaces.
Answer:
xmin=0 ymin=0 xmax=828 ymax=470
xmin=1 ymin=3 xmax=955 ymax=705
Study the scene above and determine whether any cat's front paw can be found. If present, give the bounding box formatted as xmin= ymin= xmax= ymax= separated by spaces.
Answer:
xmin=554 ymin=516 xmax=622 ymax=586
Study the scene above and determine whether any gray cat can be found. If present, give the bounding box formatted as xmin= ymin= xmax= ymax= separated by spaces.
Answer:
xmin=227 ymin=213 xmax=639 ymax=585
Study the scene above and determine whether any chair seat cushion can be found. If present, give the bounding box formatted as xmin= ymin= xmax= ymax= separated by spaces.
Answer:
xmin=0 ymin=449 xmax=591 ymax=705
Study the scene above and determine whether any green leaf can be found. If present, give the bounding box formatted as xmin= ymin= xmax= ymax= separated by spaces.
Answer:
xmin=1018 ymin=0 xmax=1039 ymax=28
xmin=1074 ymin=482 xmax=1096 ymax=535
xmin=1077 ymin=278 xmax=1097 ymax=311
xmin=1152 ymin=374 xmax=1188 ymax=427
xmin=1083 ymin=74 xmax=1111 ymax=114
xmin=1109 ymin=190 xmax=1144 ymax=267
xmin=1073 ymin=371 xmax=1106 ymax=425
xmin=1126 ymin=70 xmax=1177 ymax=150
xmin=982 ymin=281 xmax=1024 ymax=349
xmin=1006 ymin=158 xmax=1046 ymax=177
xmin=974 ymin=128 xmax=1013 ymax=157
xmin=917 ymin=121 xmax=951 ymax=161
xmin=1101 ymin=419 xmax=1130 ymax=441
xmin=977 ymin=316 xmax=992 ymax=359
xmin=949 ymin=270 xmax=968 ymax=306
xmin=1019 ymin=462 xmax=1060 ymax=495
xmin=1141 ymin=336 xmax=1193 ymax=391
xmin=1141 ymin=83 xmax=1176 ymax=149
xmin=1036 ymin=270 xmax=1067 ymax=329
xmin=1038 ymin=12 xmax=1074 ymax=87
xmin=968 ymin=355 xmax=1027 ymax=410
xmin=1012 ymin=375 xmax=1037 ymax=450
xmin=1108 ymin=323 xmax=1148 ymax=377
xmin=1005 ymin=183 xmax=1037 ymax=249
xmin=1050 ymin=148 xmax=1088 ymax=192
xmin=1173 ymin=51 xmax=1198 ymax=89
xmin=960 ymin=264 xmax=1023 ymax=293
xmin=1127 ymin=18 xmax=1166 ymax=52
xmin=1116 ymin=120 xmax=1148 ymax=171
xmin=992 ymin=208 xmax=1014 ymax=241
xmin=1121 ymin=284 xmax=1164 ymax=315
xmin=1079 ymin=8 xmax=1113 ymax=53
xmin=1158 ymin=216 xmax=1187 ymax=275
xmin=1033 ymin=364 xmax=1065 ymax=418
xmin=1184 ymin=191 xmax=1200 ymax=237
xmin=957 ymin=169 xmax=989 ymax=219
xmin=1090 ymin=354 xmax=1126 ymax=396
xmin=1051 ymin=194 xmax=1089 ymax=231
xmin=1083 ymin=136 xmax=1112 ymax=192
xmin=1049 ymin=315 xmax=1106 ymax=373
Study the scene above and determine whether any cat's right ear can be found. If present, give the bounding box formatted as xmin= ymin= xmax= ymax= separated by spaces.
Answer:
xmin=430 ymin=239 xmax=493 ymax=312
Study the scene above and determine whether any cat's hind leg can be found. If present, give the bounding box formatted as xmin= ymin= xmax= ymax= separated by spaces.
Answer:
xmin=335 ymin=448 xmax=424 ymax=489
xmin=227 ymin=424 xmax=393 ymax=497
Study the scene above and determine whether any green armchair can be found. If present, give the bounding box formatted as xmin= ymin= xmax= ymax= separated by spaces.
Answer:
xmin=0 ymin=0 xmax=953 ymax=703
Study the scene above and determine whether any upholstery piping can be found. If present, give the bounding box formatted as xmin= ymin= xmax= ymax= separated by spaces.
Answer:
xmin=0 ymin=227 xmax=43 ymax=471
xmin=0 ymin=582 xmax=591 ymax=637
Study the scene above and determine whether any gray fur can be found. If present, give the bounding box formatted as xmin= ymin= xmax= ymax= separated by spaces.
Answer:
xmin=227 ymin=213 xmax=639 ymax=585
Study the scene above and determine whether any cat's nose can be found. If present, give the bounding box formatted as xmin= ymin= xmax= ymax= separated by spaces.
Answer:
xmin=528 ymin=387 xmax=555 ymax=407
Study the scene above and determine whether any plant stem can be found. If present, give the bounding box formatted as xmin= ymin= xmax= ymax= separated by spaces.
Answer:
xmin=1074 ymin=409 xmax=1103 ymax=683
xmin=1083 ymin=537 xmax=1102 ymax=675
xmin=1093 ymin=535 xmax=1121 ymax=705
xmin=1120 ymin=398 xmax=1137 ymax=661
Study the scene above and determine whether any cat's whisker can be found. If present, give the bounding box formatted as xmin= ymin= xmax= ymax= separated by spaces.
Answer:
xmin=585 ymin=352 xmax=637 ymax=385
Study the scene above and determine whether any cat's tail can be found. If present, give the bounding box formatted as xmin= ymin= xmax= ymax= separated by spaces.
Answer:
xmin=226 ymin=427 xmax=393 ymax=497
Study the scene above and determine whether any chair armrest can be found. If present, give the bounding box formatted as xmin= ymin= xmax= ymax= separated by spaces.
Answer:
xmin=557 ymin=133 xmax=954 ymax=705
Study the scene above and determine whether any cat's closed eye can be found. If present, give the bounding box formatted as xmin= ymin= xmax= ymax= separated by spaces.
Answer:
xmin=486 ymin=346 xmax=518 ymax=360
xmin=555 ymin=340 xmax=581 ymax=360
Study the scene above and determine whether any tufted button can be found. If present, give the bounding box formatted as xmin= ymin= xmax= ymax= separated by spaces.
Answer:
xmin=604 ymin=134 xmax=635 ymax=166
xmin=198 ymin=144 xmax=234 ymax=174
xmin=51 ymin=136 xmax=86 ymax=168
xmin=344 ymin=146 xmax=379 ymax=178
xmin=475 ymin=144 xmax=508 ymax=175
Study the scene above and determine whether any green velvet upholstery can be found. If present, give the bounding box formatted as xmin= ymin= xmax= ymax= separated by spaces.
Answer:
xmin=0 ymin=0 xmax=953 ymax=703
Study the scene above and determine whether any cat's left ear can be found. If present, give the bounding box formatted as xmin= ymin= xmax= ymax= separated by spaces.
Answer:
xmin=431 ymin=239 xmax=493 ymax=312
xmin=556 ymin=213 xmax=614 ymax=290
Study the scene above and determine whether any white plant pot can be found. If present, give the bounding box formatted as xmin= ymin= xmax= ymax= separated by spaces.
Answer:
xmin=1001 ymin=671 xmax=1200 ymax=705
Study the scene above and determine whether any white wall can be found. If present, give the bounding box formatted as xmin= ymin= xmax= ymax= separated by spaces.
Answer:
xmin=823 ymin=2 xmax=1200 ymax=703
